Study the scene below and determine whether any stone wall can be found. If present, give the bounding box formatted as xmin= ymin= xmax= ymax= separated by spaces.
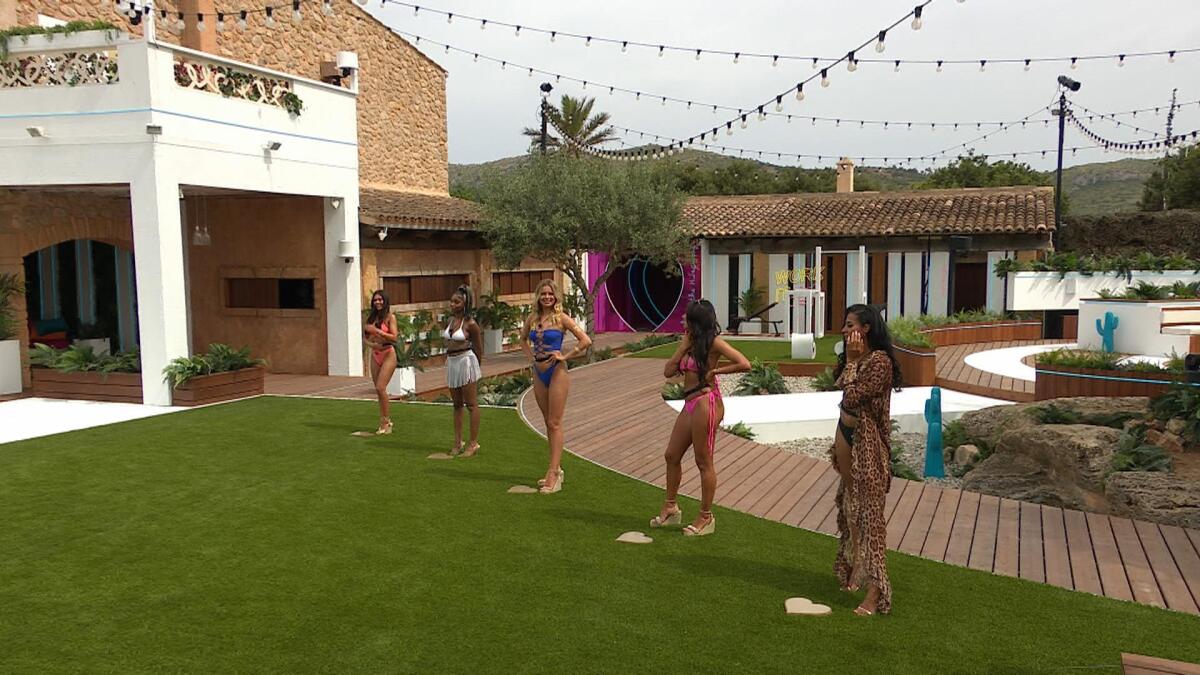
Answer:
xmin=12 ymin=0 xmax=449 ymax=194
xmin=0 ymin=189 xmax=134 ymax=386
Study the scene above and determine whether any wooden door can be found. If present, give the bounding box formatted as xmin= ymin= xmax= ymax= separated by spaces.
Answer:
xmin=823 ymin=254 xmax=847 ymax=330
xmin=951 ymin=262 xmax=987 ymax=313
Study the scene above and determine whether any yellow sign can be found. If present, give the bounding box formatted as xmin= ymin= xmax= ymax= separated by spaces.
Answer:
xmin=773 ymin=268 xmax=821 ymax=302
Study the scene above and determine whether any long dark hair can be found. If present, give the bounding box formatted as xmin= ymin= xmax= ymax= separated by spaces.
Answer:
xmin=834 ymin=303 xmax=903 ymax=391
xmin=686 ymin=299 xmax=720 ymax=384
xmin=453 ymin=284 xmax=474 ymax=318
xmin=367 ymin=290 xmax=390 ymax=327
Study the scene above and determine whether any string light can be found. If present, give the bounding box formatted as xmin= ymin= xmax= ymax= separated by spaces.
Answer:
xmin=264 ymin=6 xmax=275 ymax=28
xmin=911 ymin=6 xmax=923 ymax=30
xmin=216 ymin=12 xmax=226 ymax=31
xmin=175 ymin=11 xmax=186 ymax=32
xmin=795 ymin=82 xmax=805 ymax=102
xmin=875 ymin=30 xmax=887 ymax=53
xmin=847 ymin=51 xmax=857 ymax=72
xmin=196 ymin=13 xmax=206 ymax=31
xmin=820 ymin=68 xmax=830 ymax=87
xmin=292 ymin=0 xmax=302 ymax=24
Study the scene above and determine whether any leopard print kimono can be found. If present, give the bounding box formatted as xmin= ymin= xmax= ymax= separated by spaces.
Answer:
xmin=831 ymin=350 xmax=894 ymax=614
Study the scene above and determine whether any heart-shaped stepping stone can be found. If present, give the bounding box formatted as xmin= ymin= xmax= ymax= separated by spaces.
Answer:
xmin=350 ymin=431 xmax=376 ymax=437
xmin=507 ymin=485 xmax=538 ymax=494
xmin=785 ymin=597 xmax=832 ymax=616
xmin=616 ymin=531 xmax=653 ymax=544
xmin=426 ymin=452 xmax=454 ymax=460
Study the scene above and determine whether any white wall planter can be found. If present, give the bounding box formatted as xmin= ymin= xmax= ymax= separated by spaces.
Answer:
xmin=73 ymin=338 xmax=111 ymax=356
xmin=4 ymin=30 xmax=129 ymax=57
xmin=483 ymin=329 xmax=505 ymax=355
xmin=1078 ymin=299 xmax=1199 ymax=357
xmin=0 ymin=340 xmax=21 ymax=395
xmin=1006 ymin=270 xmax=1200 ymax=312
xmin=386 ymin=366 xmax=417 ymax=397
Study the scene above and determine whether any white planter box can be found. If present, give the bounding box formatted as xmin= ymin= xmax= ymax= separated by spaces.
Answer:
xmin=386 ymin=366 xmax=416 ymax=397
xmin=5 ymin=30 xmax=129 ymax=57
xmin=483 ymin=329 xmax=504 ymax=355
xmin=1078 ymin=299 xmax=1199 ymax=357
xmin=73 ymin=338 xmax=110 ymax=356
xmin=0 ymin=340 xmax=21 ymax=395
xmin=1006 ymin=271 xmax=1200 ymax=312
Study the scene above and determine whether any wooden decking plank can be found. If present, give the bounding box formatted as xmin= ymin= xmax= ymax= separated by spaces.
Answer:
xmin=899 ymin=485 xmax=943 ymax=555
xmin=968 ymin=495 xmax=1000 ymax=572
xmin=799 ymin=485 xmax=838 ymax=532
xmin=744 ymin=457 xmax=822 ymax=516
xmin=1133 ymin=520 xmax=1199 ymax=614
xmin=1160 ymin=525 xmax=1200 ymax=611
xmin=1040 ymin=505 xmax=1073 ymax=590
xmin=993 ymin=498 xmax=1022 ymax=578
xmin=1121 ymin=652 xmax=1200 ymax=675
xmin=921 ymin=488 xmax=962 ymax=561
xmin=944 ymin=490 xmax=981 ymax=567
xmin=721 ymin=451 xmax=792 ymax=507
xmin=886 ymin=481 xmax=925 ymax=550
xmin=1017 ymin=501 xmax=1046 ymax=583
xmin=677 ymin=440 xmax=760 ymax=493
xmin=1087 ymin=512 xmax=1135 ymax=602
xmin=730 ymin=453 xmax=806 ymax=511
xmin=816 ymin=501 xmax=840 ymax=535
xmin=762 ymin=460 xmax=828 ymax=521
xmin=782 ymin=466 xmax=839 ymax=527
xmin=1110 ymin=516 xmax=1167 ymax=608
xmin=883 ymin=478 xmax=911 ymax=522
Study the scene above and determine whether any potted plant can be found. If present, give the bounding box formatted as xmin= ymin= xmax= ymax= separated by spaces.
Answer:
xmin=476 ymin=294 xmax=520 ymax=355
xmin=72 ymin=321 xmax=112 ymax=356
xmin=386 ymin=312 xmax=433 ymax=397
xmin=0 ymin=273 xmax=24 ymax=395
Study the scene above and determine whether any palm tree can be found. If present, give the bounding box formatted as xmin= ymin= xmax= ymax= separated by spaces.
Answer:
xmin=522 ymin=95 xmax=617 ymax=157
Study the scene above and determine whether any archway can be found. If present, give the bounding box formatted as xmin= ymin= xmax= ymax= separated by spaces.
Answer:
xmin=22 ymin=239 xmax=137 ymax=354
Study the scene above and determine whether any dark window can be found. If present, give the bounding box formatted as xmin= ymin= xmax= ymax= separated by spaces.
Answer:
xmin=226 ymin=278 xmax=316 ymax=309
xmin=492 ymin=271 xmax=553 ymax=297
xmin=382 ymin=274 xmax=469 ymax=305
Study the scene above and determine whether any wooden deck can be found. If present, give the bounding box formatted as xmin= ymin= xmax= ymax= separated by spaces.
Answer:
xmin=518 ymin=356 xmax=1200 ymax=616
xmin=265 ymin=331 xmax=653 ymax=400
xmin=935 ymin=339 xmax=1069 ymax=402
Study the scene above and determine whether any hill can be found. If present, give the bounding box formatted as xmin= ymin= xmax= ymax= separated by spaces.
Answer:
xmin=451 ymin=151 xmax=1157 ymax=214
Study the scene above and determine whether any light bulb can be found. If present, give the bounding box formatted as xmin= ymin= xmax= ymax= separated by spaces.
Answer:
xmin=322 ymin=1 xmax=333 ymax=16
xmin=726 ymin=125 xmax=733 ymax=136
xmin=979 ymin=60 xmax=986 ymax=72
xmin=775 ymin=102 xmax=783 ymax=112
xmin=514 ymin=26 xmax=521 ymax=37
xmin=733 ymin=53 xmax=740 ymax=64
xmin=773 ymin=56 xmax=779 ymax=67
xmin=550 ymin=32 xmax=556 ymax=42
xmin=1024 ymin=59 xmax=1031 ymax=72
xmin=446 ymin=13 xmax=452 ymax=23
xmin=812 ymin=57 xmax=819 ymax=70
xmin=1070 ymin=57 xmax=1077 ymax=70
xmin=661 ymin=97 xmax=666 ymax=106
xmin=216 ymin=13 xmax=226 ymax=31
xmin=237 ymin=12 xmax=248 ymax=30
xmin=876 ymin=31 xmax=886 ymax=53
xmin=658 ymin=46 xmax=664 ymax=57
xmin=501 ymin=62 xmax=507 ymax=70
xmin=936 ymin=60 xmax=943 ymax=73
xmin=1168 ymin=50 xmax=1176 ymax=63
xmin=265 ymin=11 xmax=275 ymax=28
xmin=694 ymin=50 xmax=701 ymax=61
xmin=480 ymin=20 xmax=487 ymax=30
xmin=795 ymin=84 xmax=805 ymax=101
xmin=621 ymin=42 xmax=627 ymax=53
xmin=413 ymin=6 xmax=419 ymax=16
xmin=911 ymin=16 xmax=922 ymax=30
xmin=528 ymin=68 xmax=532 ymax=77
xmin=292 ymin=8 xmax=302 ymax=24
xmin=848 ymin=59 xmax=857 ymax=72
xmin=196 ymin=16 xmax=206 ymax=31
xmin=1117 ymin=55 xmax=1125 ymax=67
xmin=175 ymin=13 xmax=186 ymax=31
xmin=894 ymin=60 xmax=901 ymax=72
xmin=740 ymin=117 xmax=747 ymax=129
xmin=820 ymin=69 xmax=830 ymax=87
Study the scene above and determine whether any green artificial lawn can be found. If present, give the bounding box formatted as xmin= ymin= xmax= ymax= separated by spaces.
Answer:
xmin=2 ymin=397 xmax=1198 ymax=673
xmin=630 ymin=335 xmax=841 ymax=365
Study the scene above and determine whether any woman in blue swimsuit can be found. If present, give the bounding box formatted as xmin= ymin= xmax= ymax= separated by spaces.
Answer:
xmin=521 ymin=279 xmax=592 ymax=494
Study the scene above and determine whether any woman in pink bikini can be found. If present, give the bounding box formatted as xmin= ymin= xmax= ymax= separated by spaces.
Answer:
xmin=650 ymin=299 xmax=750 ymax=536
xmin=364 ymin=290 xmax=399 ymax=435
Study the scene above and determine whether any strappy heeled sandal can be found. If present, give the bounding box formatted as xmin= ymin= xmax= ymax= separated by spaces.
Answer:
xmin=539 ymin=469 xmax=564 ymax=494
xmin=537 ymin=468 xmax=563 ymax=487
xmin=448 ymin=441 xmax=464 ymax=457
xmin=853 ymin=605 xmax=875 ymax=616
xmin=682 ymin=511 xmax=715 ymax=536
xmin=650 ymin=502 xmax=682 ymax=528
xmin=375 ymin=419 xmax=393 ymax=435
xmin=460 ymin=442 xmax=480 ymax=458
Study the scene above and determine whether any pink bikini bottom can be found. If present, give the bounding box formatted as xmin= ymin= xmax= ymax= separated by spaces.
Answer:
xmin=682 ymin=387 xmax=721 ymax=456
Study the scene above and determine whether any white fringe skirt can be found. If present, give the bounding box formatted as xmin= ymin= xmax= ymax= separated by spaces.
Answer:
xmin=446 ymin=350 xmax=482 ymax=389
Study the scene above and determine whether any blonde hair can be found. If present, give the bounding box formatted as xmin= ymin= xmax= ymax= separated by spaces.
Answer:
xmin=527 ymin=278 xmax=562 ymax=329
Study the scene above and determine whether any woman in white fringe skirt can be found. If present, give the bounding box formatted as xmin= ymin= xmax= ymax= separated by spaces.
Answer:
xmin=444 ymin=284 xmax=483 ymax=457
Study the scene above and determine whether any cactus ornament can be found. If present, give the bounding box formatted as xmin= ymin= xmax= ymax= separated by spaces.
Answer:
xmin=1096 ymin=311 xmax=1119 ymax=353
xmin=924 ymin=386 xmax=945 ymax=479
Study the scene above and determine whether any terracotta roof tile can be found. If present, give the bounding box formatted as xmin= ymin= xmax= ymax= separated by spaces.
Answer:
xmin=359 ymin=187 xmax=480 ymax=231
xmin=682 ymin=186 xmax=1054 ymax=238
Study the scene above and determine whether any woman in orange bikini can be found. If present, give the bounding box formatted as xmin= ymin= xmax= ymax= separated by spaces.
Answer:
xmin=521 ymin=279 xmax=591 ymax=494
xmin=650 ymin=299 xmax=750 ymax=536
xmin=364 ymin=290 xmax=399 ymax=435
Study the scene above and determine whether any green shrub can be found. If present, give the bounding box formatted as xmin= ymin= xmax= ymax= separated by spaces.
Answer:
xmin=887 ymin=316 xmax=934 ymax=348
xmin=27 ymin=344 xmax=140 ymax=374
xmin=721 ymin=421 xmax=756 ymax=440
xmin=1030 ymin=403 xmax=1084 ymax=425
xmin=0 ymin=272 xmax=22 ymax=341
xmin=661 ymin=382 xmax=685 ymax=401
xmin=162 ymin=344 xmax=262 ymax=389
xmin=890 ymin=445 xmax=920 ymax=481
xmin=941 ymin=418 xmax=969 ymax=450
xmin=1149 ymin=384 xmax=1200 ymax=445
xmin=733 ymin=359 xmax=788 ymax=396
xmin=738 ymin=285 xmax=766 ymax=314
xmin=994 ymin=252 xmax=1200 ymax=279
xmin=475 ymin=371 xmax=533 ymax=407
xmin=592 ymin=346 xmax=615 ymax=362
xmin=1111 ymin=444 xmax=1173 ymax=473
xmin=813 ymin=367 xmax=839 ymax=392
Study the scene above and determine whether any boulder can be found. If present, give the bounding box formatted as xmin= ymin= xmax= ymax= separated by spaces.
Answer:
xmin=963 ymin=454 xmax=1106 ymax=511
xmin=1166 ymin=418 xmax=1187 ymax=437
xmin=1146 ymin=429 xmax=1188 ymax=455
xmin=1105 ymin=472 xmax=1200 ymax=529
xmin=954 ymin=444 xmax=981 ymax=467
xmin=956 ymin=397 xmax=1148 ymax=448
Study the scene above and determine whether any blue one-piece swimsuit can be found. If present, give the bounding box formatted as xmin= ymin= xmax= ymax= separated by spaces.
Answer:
xmin=532 ymin=328 xmax=565 ymax=386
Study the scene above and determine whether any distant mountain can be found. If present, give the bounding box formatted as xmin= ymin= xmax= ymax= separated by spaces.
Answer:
xmin=451 ymin=151 xmax=1158 ymax=215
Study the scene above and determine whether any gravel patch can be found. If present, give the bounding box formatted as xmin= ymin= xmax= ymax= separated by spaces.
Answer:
xmin=769 ymin=429 xmax=963 ymax=488
xmin=719 ymin=374 xmax=818 ymax=397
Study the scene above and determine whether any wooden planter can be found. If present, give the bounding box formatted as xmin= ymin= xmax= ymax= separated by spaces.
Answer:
xmin=30 ymin=366 xmax=265 ymax=406
xmin=171 ymin=366 xmax=265 ymax=406
xmin=31 ymin=368 xmax=143 ymax=403
xmin=1034 ymin=364 xmax=1185 ymax=400
xmin=922 ymin=320 xmax=1042 ymax=347
xmin=894 ymin=345 xmax=936 ymax=386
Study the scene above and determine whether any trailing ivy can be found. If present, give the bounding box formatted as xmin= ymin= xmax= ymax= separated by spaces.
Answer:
xmin=0 ymin=20 xmax=118 ymax=60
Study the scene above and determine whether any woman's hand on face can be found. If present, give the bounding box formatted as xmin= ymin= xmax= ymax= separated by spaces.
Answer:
xmin=846 ymin=329 xmax=866 ymax=360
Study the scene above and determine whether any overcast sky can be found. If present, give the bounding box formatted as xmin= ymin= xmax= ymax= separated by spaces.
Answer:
xmin=364 ymin=0 xmax=1200 ymax=170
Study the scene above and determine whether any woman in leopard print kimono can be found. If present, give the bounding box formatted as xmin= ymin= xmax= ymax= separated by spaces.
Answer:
xmin=830 ymin=304 xmax=903 ymax=616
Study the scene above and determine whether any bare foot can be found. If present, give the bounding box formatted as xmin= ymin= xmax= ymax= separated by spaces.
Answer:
xmin=854 ymin=585 xmax=879 ymax=616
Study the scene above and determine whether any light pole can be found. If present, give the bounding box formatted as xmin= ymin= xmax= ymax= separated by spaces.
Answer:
xmin=1053 ymin=75 xmax=1081 ymax=243
xmin=539 ymin=82 xmax=553 ymax=155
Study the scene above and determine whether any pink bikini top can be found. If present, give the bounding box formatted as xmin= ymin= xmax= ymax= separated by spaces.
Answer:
xmin=679 ymin=355 xmax=717 ymax=382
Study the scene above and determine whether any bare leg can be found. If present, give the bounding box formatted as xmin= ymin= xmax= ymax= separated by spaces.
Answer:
xmin=688 ymin=395 xmax=720 ymax=530
xmin=450 ymin=386 xmax=465 ymax=453
xmin=659 ymin=410 xmax=693 ymax=520
xmin=542 ymin=365 xmax=570 ymax=489
xmin=532 ymin=369 xmax=552 ymax=484
xmin=461 ymin=380 xmax=481 ymax=455
xmin=373 ymin=350 xmax=397 ymax=432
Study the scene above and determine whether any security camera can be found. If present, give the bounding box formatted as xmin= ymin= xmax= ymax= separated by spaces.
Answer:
xmin=539 ymin=82 xmax=553 ymax=95
xmin=336 ymin=51 xmax=359 ymax=78
xmin=1057 ymin=75 xmax=1082 ymax=92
